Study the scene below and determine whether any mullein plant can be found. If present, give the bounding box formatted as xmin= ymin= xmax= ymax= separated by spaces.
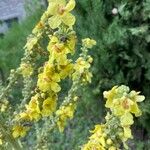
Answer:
xmin=0 ymin=0 xmax=96 ymax=149
xmin=82 ymin=85 xmax=145 ymax=150
xmin=0 ymin=0 xmax=145 ymax=150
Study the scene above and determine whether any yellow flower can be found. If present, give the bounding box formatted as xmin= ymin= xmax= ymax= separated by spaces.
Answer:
xmin=37 ymin=63 xmax=61 ymax=93
xmin=48 ymin=36 xmax=69 ymax=65
xmin=89 ymin=125 xmax=106 ymax=147
xmin=48 ymin=35 xmax=76 ymax=64
xmin=12 ymin=125 xmax=29 ymax=138
xmin=106 ymin=139 xmax=113 ymax=145
xmin=129 ymin=90 xmax=145 ymax=117
xmin=24 ymin=36 xmax=38 ymax=51
xmin=82 ymin=38 xmax=96 ymax=49
xmin=82 ymin=71 xmax=93 ymax=83
xmin=57 ymin=61 xmax=74 ymax=79
xmin=103 ymin=85 xmax=145 ymax=117
xmin=72 ymin=57 xmax=92 ymax=83
xmin=108 ymin=146 xmax=117 ymax=150
xmin=56 ymin=104 xmax=76 ymax=132
xmin=120 ymin=112 xmax=134 ymax=126
xmin=74 ymin=57 xmax=91 ymax=74
xmin=19 ymin=63 xmax=33 ymax=77
xmin=123 ymin=126 xmax=132 ymax=139
xmin=19 ymin=112 xmax=31 ymax=121
xmin=103 ymin=86 xmax=118 ymax=108
xmin=41 ymin=96 xmax=57 ymax=117
xmin=48 ymin=0 xmax=76 ymax=29
xmin=21 ymin=95 xmax=41 ymax=121
xmin=32 ymin=21 xmax=44 ymax=34
xmin=82 ymin=142 xmax=105 ymax=150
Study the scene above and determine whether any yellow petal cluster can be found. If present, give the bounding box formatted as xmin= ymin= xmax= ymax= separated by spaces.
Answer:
xmin=82 ymin=38 xmax=96 ymax=49
xmin=83 ymin=85 xmax=145 ymax=150
xmin=37 ymin=63 xmax=61 ymax=93
xmin=56 ymin=103 xmax=76 ymax=132
xmin=72 ymin=57 xmax=92 ymax=83
xmin=19 ymin=63 xmax=33 ymax=77
xmin=11 ymin=0 xmax=96 ymax=143
xmin=57 ymin=61 xmax=74 ymax=79
xmin=20 ymin=94 xmax=41 ymax=121
xmin=82 ymin=125 xmax=117 ymax=150
xmin=48 ymin=0 xmax=76 ymax=29
xmin=103 ymin=85 xmax=145 ymax=126
xmin=41 ymin=95 xmax=57 ymax=117
xmin=12 ymin=125 xmax=29 ymax=138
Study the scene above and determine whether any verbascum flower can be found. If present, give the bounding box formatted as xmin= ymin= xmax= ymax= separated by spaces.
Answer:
xmin=37 ymin=63 xmax=61 ymax=93
xmin=41 ymin=95 xmax=57 ymax=117
xmin=57 ymin=60 xmax=74 ymax=79
xmin=82 ymin=125 xmax=106 ymax=150
xmin=47 ymin=36 xmax=69 ymax=65
xmin=24 ymin=36 xmax=38 ymax=51
xmin=12 ymin=125 xmax=29 ymax=138
xmin=103 ymin=86 xmax=118 ymax=108
xmin=123 ymin=126 xmax=132 ymax=139
xmin=72 ymin=57 xmax=92 ymax=83
xmin=19 ymin=63 xmax=33 ymax=77
xmin=56 ymin=104 xmax=76 ymax=132
xmin=103 ymin=85 xmax=145 ymax=117
xmin=74 ymin=57 xmax=91 ymax=74
xmin=25 ymin=99 xmax=41 ymax=121
xmin=48 ymin=0 xmax=76 ymax=29
xmin=48 ymin=35 xmax=76 ymax=64
xmin=18 ymin=95 xmax=41 ymax=121
xmin=82 ymin=142 xmax=105 ymax=150
xmin=82 ymin=38 xmax=96 ymax=49
xmin=32 ymin=21 xmax=44 ymax=34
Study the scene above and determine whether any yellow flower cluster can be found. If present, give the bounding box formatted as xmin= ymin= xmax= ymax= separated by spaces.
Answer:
xmin=72 ymin=38 xmax=95 ymax=84
xmin=82 ymin=38 xmax=97 ymax=49
xmin=12 ymin=0 xmax=96 ymax=143
xmin=12 ymin=0 xmax=77 ymax=138
xmin=82 ymin=124 xmax=117 ymax=150
xmin=82 ymin=85 xmax=145 ymax=150
xmin=56 ymin=103 xmax=76 ymax=132
xmin=103 ymin=85 xmax=145 ymax=139
xmin=73 ymin=57 xmax=93 ymax=83
xmin=38 ymin=63 xmax=61 ymax=93
xmin=54 ymin=38 xmax=96 ymax=132
xmin=19 ymin=63 xmax=33 ymax=77
xmin=48 ymin=0 xmax=76 ymax=29
xmin=12 ymin=125 xmax=29 ymax=138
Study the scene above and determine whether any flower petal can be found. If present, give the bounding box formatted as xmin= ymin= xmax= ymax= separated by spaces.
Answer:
xmin=62 ymin=13 xmax=76 ymax=27
xmin=65 ymin=0 xmax=76 ymax=12
xmin=136 ymin=95 xmax=145 ymax=102
xmin=50 ymin=82 xmax=61 ymax=93
xmin=120 ymin=113 xmax=134 ymax=126
xmin=48 ymin=15 xmax=61 ymax=29
xmin=47 ymin=3 xmax=58 ymax=15
xmin=130 ymin=103 xmax=142 ymax=117
xmin=123 ymin=127 xmax=132 ymax=139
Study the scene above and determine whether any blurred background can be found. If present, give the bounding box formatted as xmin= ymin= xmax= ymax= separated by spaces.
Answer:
xmin=0 ymin=0 xmax=150 ymax=149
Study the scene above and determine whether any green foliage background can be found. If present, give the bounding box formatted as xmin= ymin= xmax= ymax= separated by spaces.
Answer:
xmin=0 ymin=0 xmax=150 ymax=149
